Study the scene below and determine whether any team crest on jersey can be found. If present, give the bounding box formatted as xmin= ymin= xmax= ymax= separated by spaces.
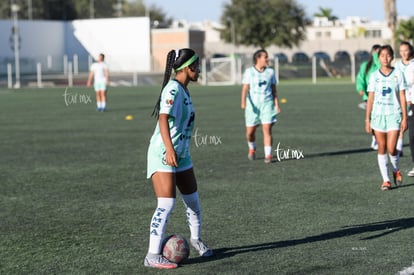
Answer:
xmin=382 ymin=86 xmax=392 ymax=96
xmin=165 ymin=99 xmax=174 ymax=105
xmin=394 ymin=75 xmax=400 ymax=82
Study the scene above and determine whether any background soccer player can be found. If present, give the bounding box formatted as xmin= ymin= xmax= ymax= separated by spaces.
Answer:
xmin=394 ymin=41 xmax=414 ymax=157
xmin=356 ymin=44 xmax=381 ymax=149
xmin=87 ymin=53 xmax=109 ymax=112
xmin=241 ymin=49 xmax=280 ymax=163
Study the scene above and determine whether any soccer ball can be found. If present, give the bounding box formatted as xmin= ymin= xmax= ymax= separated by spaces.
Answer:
xmin=162 ymin=234 xmax=190 ymax=264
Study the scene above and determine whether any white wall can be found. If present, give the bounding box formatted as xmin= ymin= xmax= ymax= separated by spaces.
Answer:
xmin=0 ymin=17 xmax=151 ymax=75
xmin=72 ymin=17 xmax=151 ymax=72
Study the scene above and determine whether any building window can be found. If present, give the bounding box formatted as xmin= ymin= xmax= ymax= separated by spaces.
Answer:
xmin=374 ymin=30 xmax=381 ymax=37
xmin=365 ymin=30 xmax=382 ymax=38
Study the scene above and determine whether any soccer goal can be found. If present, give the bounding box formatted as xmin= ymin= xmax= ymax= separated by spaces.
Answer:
xmin=201 ymin=56 xmax=241 ymax=86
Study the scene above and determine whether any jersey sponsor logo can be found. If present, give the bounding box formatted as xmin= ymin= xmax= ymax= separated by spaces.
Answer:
xmin=184 ymin=98 xmax=192 ymax=105
xmin=382 ymin=87 xmax=392 ymax=96
xmin=258 ymin=80 xmax=267 ymax=87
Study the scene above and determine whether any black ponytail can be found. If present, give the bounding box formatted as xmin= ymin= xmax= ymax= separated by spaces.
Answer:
xmin=151 ymin=48 xmax=198 ymax=118
xmin=151 ymin=50 xmax=176 ymax=117
xmin=365 ymin=44 xmax=381 ymax=75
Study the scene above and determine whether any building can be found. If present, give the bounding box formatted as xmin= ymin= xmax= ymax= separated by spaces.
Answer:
xmin=151 ymin=28 xmax=205 ymax=72
xmin=191 ymin=16 xmax=396 ymax=63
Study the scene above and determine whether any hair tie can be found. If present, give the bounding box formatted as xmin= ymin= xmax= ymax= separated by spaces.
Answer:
xmin=174 ymin=49 xmax=180 ymax=61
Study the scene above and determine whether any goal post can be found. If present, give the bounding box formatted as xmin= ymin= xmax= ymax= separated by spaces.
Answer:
xmin=202 ymin=56 xmax=239 ymax=86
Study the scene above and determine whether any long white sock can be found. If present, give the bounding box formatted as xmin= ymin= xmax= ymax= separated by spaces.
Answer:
xmin=264 ymin=146 xmax=272 ymax=156
xmin=396 ymin=138 xmax=403 ymax=151
xmin=181 ymin=192 xmax=201 ymax=240
xmin=248 ymin=142 xmax=256 ymax=150
xmin=389 ymin=153 xmax=399 ymax=172
xmin=97 ymin=101 xmax=101 ymax=108
xmin=377 ymin=154 xmax=390 ymax=182
xmin=148 ymin=197 xmax=175 ymax=255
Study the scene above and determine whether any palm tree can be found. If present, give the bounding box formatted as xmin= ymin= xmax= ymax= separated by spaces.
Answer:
xmin=313 ymin=7 xmax=338 ymax=22
xmin=384 ymin=0 xmax=397 ymax=49
xmin=395 ymin=17 xmax=414 ymax=45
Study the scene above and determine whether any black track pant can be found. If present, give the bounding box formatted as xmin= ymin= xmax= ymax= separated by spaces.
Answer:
xmin=408 ymin=105 xmax=414 ymax=163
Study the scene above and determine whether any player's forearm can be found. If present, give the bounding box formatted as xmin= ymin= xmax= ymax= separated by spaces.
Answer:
xmin=159 ymin=114 xmax=174 ymax=152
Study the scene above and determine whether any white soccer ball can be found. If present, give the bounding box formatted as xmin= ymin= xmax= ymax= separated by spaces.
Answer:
xmin=162 ymin=234 xmax=190 ymax=264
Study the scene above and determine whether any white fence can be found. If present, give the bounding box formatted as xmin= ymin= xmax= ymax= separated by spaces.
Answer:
xmin=200 ymin=55 xmax=360 ymax=86
xmin=3 ymin=55 xmax=365 ymax=88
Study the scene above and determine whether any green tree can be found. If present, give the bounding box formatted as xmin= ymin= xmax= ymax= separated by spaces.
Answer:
xmin=0 ymin=0 xmax=170 ymax=22
xmin=146 ymin=4 xmax=172 ymax=27
xmin=0 ymin=0 xmax=45 ymax=20
xmin=395 ymin=17 xmax=414 ymax=45
xmin=220 ymin=0 xmax=309 ymax=49
xmin=42 ymin=0 xmax=77 ymax=20
xmin=0 ymin=0 xmax=76 ymax=20
xmin=313 ymin=7 xmax=338 ymax=22
xmin=74 ymin=0 xmax=115 ymax=19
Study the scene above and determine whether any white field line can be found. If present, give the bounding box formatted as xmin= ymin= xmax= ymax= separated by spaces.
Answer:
xmin=397 ymin=262 xmax=414 ymax=275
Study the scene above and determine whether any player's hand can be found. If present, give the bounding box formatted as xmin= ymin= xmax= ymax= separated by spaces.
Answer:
xmin=365 ymin=120 xmax=372 ymax=134
xmin=401 ymin=118 xmax=408 ymax=133
xmin=165 ymin=149 xmax=178 ymax=167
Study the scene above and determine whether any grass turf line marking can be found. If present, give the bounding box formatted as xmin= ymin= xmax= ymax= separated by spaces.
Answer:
xmin=397 ymin=262 xmax=414 ymax=275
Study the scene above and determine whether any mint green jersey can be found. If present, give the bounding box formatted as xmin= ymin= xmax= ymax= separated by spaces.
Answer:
xmin=394 ymin=60 xmax=409 ymax=74
xmin=148 ymin=80 xmax=195 ymax=160
xmin=367 ymin=68 xmax=406 ymax=116
xmin=242 ymin=66 xmax=276 ymax=103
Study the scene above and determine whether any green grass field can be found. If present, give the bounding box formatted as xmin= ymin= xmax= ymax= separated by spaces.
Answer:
xmin=1 ymin=81 xmax=414 ymax=274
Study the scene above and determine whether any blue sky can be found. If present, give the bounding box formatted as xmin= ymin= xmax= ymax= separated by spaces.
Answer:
xmin=144 ymin=0 xmax=414 ymax=23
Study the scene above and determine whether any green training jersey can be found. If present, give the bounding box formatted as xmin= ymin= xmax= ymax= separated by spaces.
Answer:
xmin=356 ymin=53 xmax=380 ymax=100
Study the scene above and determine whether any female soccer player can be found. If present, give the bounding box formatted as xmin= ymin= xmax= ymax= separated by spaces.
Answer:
xmin=86 ymin=53 xmax=109 ymax=112
xmin=365 ymin=45 xmax=407 ymax=190
xmin=144 ymin=48 xmax=213 ymax=269
xmin=403 ymin=48 xmax=414 ymax=176
xmin=356 ymin=44 xmax=381 ymax=149
xmin=241 ymin=49 xmax=280 ymax=163
xmin=394 ymin=41 xmax=414 ymax=157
